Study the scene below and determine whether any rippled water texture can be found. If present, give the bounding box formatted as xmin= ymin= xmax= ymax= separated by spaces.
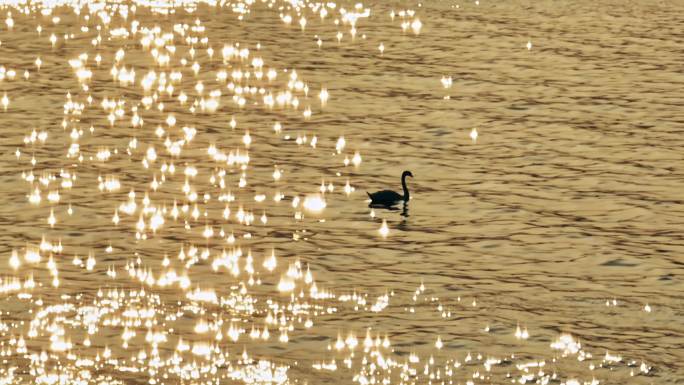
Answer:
xmin=0 ymin=0 xmax=682 ymax=384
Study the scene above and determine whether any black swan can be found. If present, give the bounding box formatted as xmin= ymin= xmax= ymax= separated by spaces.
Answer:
xmin=367 ymin=171 xmax=413 ymax=206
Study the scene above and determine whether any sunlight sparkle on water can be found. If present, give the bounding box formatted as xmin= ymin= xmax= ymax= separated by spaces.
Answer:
xmin=470 ymin=127 xmax=478 ymax=142
xmin=379 ymin=219 xmax=389 ymax=237
xmin=0 ymin=1 xmax=656 ymax=384
xmin=303 ymin=194 xmax=326 ymax=213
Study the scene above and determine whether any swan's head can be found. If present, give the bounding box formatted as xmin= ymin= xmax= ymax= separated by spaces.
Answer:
xmin=402 ymin=170 xmax=413 ymax=178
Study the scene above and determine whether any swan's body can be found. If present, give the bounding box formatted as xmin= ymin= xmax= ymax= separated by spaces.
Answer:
xmin=367 ymin=190 xmax=403 ymax=204
xmin=367 ymin=171 xmax=413 ymax=206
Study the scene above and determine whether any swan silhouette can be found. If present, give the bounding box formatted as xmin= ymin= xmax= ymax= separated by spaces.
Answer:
xmin=367 ymin=171 xmax=413 ymax=207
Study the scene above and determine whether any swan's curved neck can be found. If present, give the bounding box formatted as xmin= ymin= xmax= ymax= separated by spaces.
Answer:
xmin=401 ymin=175 xmax=410 ymax=201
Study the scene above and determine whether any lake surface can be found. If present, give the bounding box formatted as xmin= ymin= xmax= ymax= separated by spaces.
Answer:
xmin=0 ymin=0 xmax=682 ymax=383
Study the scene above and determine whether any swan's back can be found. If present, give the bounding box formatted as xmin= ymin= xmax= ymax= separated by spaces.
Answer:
xmin=367 ymin=190 xmax=403 ymax=204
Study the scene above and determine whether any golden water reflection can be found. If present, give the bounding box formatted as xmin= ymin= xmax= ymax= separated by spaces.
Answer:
xmin=0 ymin=0 xmax=682 ymax=384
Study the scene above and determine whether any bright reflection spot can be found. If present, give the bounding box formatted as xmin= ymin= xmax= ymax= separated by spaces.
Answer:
xmin=303 ymin=194 xmax=326 ymax=213
xmin=470 ymin=127 xmax=478 ymax=142
xmin=379 ymin=219 xmax=389 ymax=237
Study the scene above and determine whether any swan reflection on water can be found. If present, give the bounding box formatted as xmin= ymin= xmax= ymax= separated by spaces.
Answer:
xmin=379 ymin=201 xmax=409 ymax=217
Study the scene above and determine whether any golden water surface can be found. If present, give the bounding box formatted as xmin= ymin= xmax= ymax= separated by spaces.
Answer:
xmin=0 ymin=0 xmax=682 ymax=384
